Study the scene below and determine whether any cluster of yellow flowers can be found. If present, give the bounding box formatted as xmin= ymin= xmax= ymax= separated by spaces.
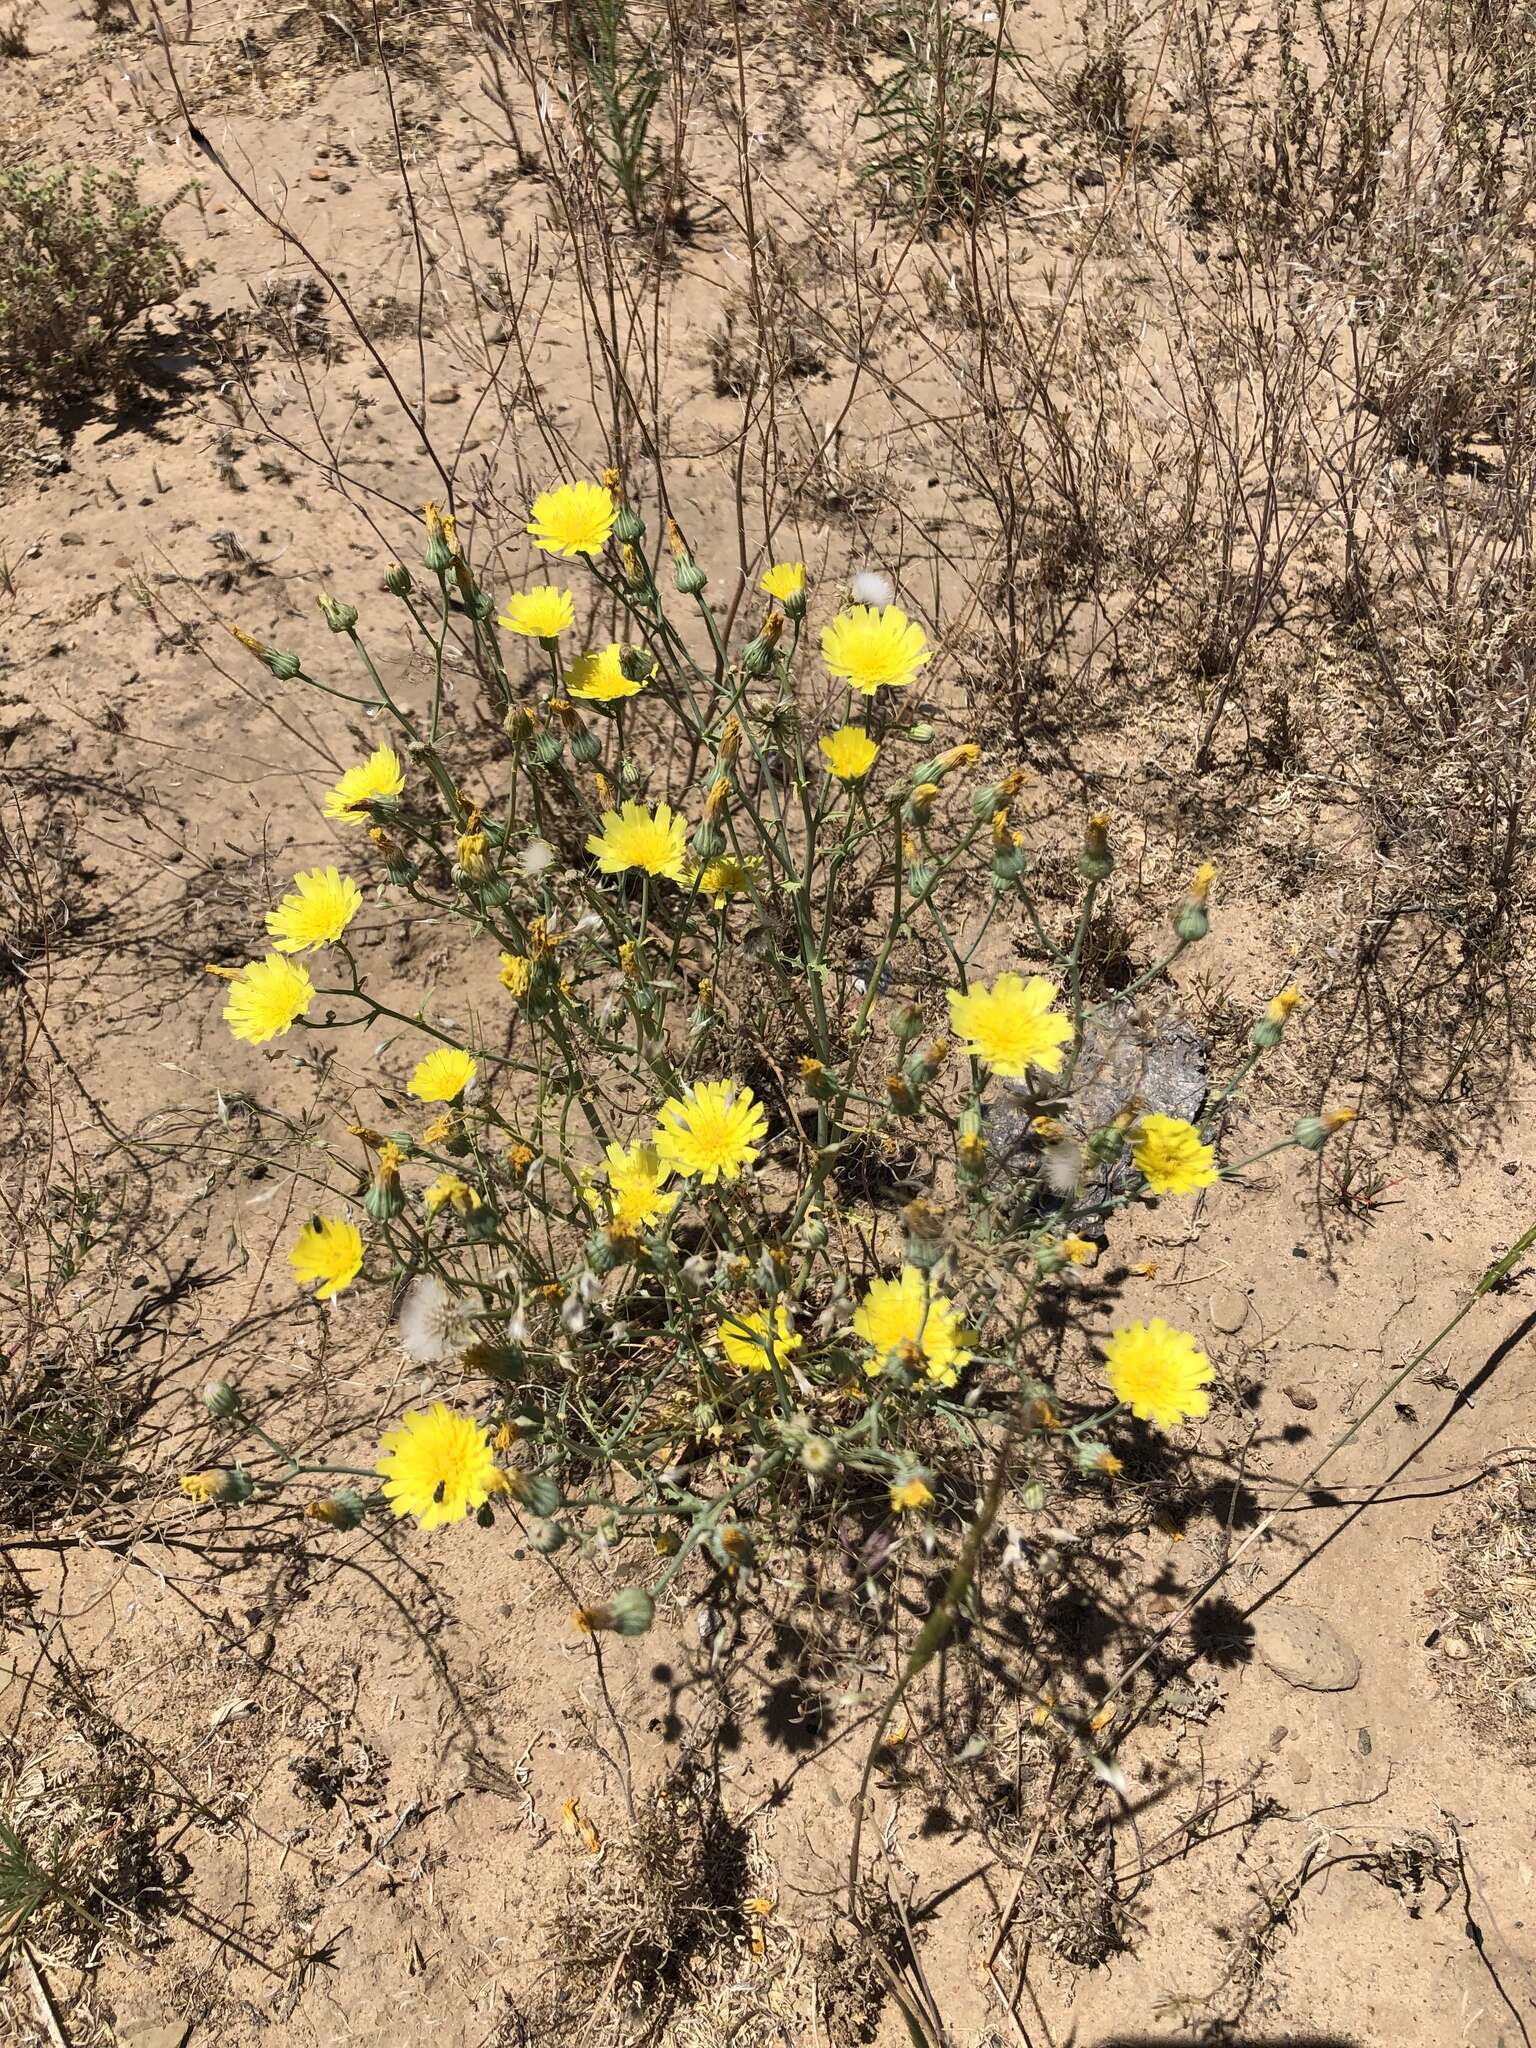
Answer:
xmin=194 ymin=478 xmax=1346 ymax=1592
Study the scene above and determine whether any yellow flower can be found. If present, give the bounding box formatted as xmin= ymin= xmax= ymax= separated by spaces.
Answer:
xmin=946 ymin=973 xmax=1072 ymax=1078
xmin=527 ymin=480 xmax=616 ymax=558
xmin=568 ymin=643 xmax=654 ymax=702
xmin=323 ymin=744 xmax=405 ymax=822
xmin=890 ymin=1474 xmax=934 ymax=1512
xmin=223 ymin=954 xmax=314 ymax=1045
xmin=653 ymin=1080 xmax=767 ymax=1184
xmin=1104 ymin=1319 xmax=1212 ymax=1430
xmin=1059 ymin=1234 xmax=1099 ymax=1265
xmin=497 ymin=585 xmax=575 ymax=639
xmin=586 ymin=801 xmax=689 ymax=881
xmin=695 ymin=853 xmax=762 ymax=907
xmin=853 ymin=1266 xmax=971 ymax=1389
xmin=377 ymin=1403 xmax=507 ymax=1529
xmin=759 ymin=560 xmax=805 ymax=602
xmin=598 ymin=1140 xmax=678 ymax=1235
xmin=718 ymin=1306 xmax=800 ymax=1373
xmin=1266 ymin=985 xmax=1304 ymax=1025
xmin=820 ymin=604 xmax=931 ymax=695
xmin=423 ymin=1171 xmax=476 ymax=1217
xmin=408 ymin=1046 xmax=478 ymax=1102
xmin=265 ymin=867 xmax=363 ymax=953
xmin=499 ymin=952 xmax=532 ymax=999
xmin=1132 ymin=1113 xmax=1218 ymax=1196
xmin=819 ymin=725 xmax=880 ymax=781
xmin=288 ymin=1215 xmax=365 ymax=1300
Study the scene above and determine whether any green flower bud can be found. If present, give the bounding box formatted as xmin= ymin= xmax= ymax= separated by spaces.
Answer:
xmin=526 ymin=1516 xmax=569 ymax=1553
xmin=741 ymin=632 xmax=776 ymax=676
xmin=265 ymin=648 xmax=302 ymax=681
xmin=1174 ymin=900 xmax=1210 ymax=943
xmin=1021 ymin=1479 xmax=1047 ymax=1512
xmin=384 ymin=561 xmax=413 ymax=597
xmin=908 ymin=722 xmax=935 ymax=743
xmin=614 ymin=504 xmax=645 ymax=545
xmin=577 ymin=1587 xmax=655 ymax=1636
xmin=1294 ymin=1109 xmax=1356 ymax=1152
xmin=317 ymin=592 xmax=359 ymax=634
xmin=202 ymin=1380 xmax=242 ymax=1421
xmin=306 ymin=1489 xmax=367 ymax=1530
xmin=692 ymin=821 xmax=726 ymax=861
xmin=423 ymin=532 xmax=453 ymax=575
xmin=569 ymin=726 xmax=602 ymax=765
xmin=675 ymin=557 xmax=708 ymax=596
xmin=509 ymin=1471 xmax=562 ymax=1518
xmin=1078 ymin=813 xmax=1114 ymax=882
xmin=533 ymin=729 xmax=563 ymax=769
xmin=906 ymin=860 xmax=937 ymax=900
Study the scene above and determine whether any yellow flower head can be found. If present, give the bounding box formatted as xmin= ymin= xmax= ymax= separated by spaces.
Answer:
xmin=423 ymin=1171 xmax=477 ymax=1217
xmin=819 ymin=725 xmax=881 ymax=782
xmin=499 ymin=952 xmax=532 ymax=999
xmin=265 ymin=867 xmax=363 ymax=954
xmin=759 ymin=560 xmax=805 ymax=602
xmin=1266 ymin=985 xmax=1304 ymax=1025
xmin=821 ymin=604 xmax=931 ymax=695
xmin=323 ymin=745 xmax=406 ymax=822
xmin=1132 ymin=1113 xmax=1218 ymax=1196
xmin=890 ymin=1473 xmax=934 ymax=1512
xmin=377 ymin=1403 xmax=506 ymax=1529
xmin=597 ymin=1140 xmax=678 ymax=1235
xmin=718 ymin=1305 xmax=800 ymax=1373
xmin=498 ymin=585 xmax=575 ymax=639
xmin=946 ymin=973 xmax=1072 ymax=1078
xmin=568 ymin=643 xmax=654 ymax=702
xmin=288 ymin=1215 xmax=365 ymax=1300
xmin=1191 ymin=861 xmax=1217 ymax=902
xmin=528 ymin=480 xmax=616 ymax=558
xmin=586 ymin=801 xmax=689 ymax=881
xmin=1104 ymin=1318 xmax=1212 ymax=1430
xmin=1058 ymin=1234 xmax=1099 ymax=1265
xmin=408 ymin=1046 xmax=478 ymax=1102
xmin=223 ymin=954 xmax=314 ymax=1045
xmin=696 ymin=853 xmax=762 ymax=908
xmin=853 ymin=1266 xmax=971 ymax=1389
xmin=653 ymin=1080 xmax=767 ymax=1185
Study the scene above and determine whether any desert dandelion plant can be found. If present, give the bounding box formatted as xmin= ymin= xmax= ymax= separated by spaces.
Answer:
xmin=218 ymin=954 xmax=315 ymax=1045
xmin=1132 ymin=1113 xmax=1218 ymax=1196
xmin=821 ymin=603 xmax=931 ymax=695
xmin=819 ymin=725 xmax=880 ymax=781
xmin=587 ymin=801 xmax=689 ymax=881
xmin=265 ymin=867 xmax=363 ymax=953
xmin=408 ymin=1047 xmax=478 ymax=1103
xmin=527 ymin=479 xmax=617 ymax=558
xmin=1104 ymin=1319 xmax=1212 ymax=1429
xmin=947 ymin=974 xmax=1072 ymax=1078
xmin=654 ymin=1081 xmax=768 ymax=1184
xmin=288 ymin=1215 xmax=364 ymax=1300
xmin=853 ymin=1267 xmax=971 ymax=1389
xmin=568 ymin=643 xmax=654 ymax=702
xmin=377 ymin=1405 xmax=509 ymax=1529
xmin=323 ymin=744 xmax=405 ymax=821
xmin=497 ymin=584 xmax=576 ymax=639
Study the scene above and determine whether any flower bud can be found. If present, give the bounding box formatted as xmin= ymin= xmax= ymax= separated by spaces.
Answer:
xmin=885 ymin=1072 xmax=919 ymax=1116
xmin=384 ymin=561 xmax=413 ymax=598
xmin=614 ymin=503 xmax=645 ymax=545
xmin=800 ymin=1434 xmax=835 ymax=1476
xmin=1174 ymin=861 xmax=1216 ymax=944
xmin=317 ymin=592 xmax=359 ymax=634
xmin=569 ymin=725 xmax=601 ymax=765
xmin=228 ymin=624 xmax=301 ymax=680
xmin=455 ymin=829 xmax=496 ymax=884
xmin=365 ymin=1144 xmax=406 ymax=1221
xmin=533 ymin=729 xmax=563 ymax=769
xmin=1073 ymin=1440 xmax=1122 ymax=1476
xmin=741 ymin=613 xmax=783 ymax=675
xmin=305 ymin=1489 xmax=367 ymax=1530
xmin=202 ymin=1379 xmax=242 ymax=1421
xmin=1252 ymin=985 xmax=1303 ymax=1049
xmin=675 ymin=556 xmax=708 ymax=596
xmin=575 ymin=1587 xmax=655 ymax=1636
xmin=891 ymin=1002 xmax=925 ymax=1045
xmin=906 ymin=859 xmax=937 ymax=900
xmin=180 ymin=1467 xmax=254 ymax=1506
xmin=904 ymin=781 xmax=940 ymax=825
xmin=1021 ymin=1479 xmax=1047 ymax=1512
xmin=716 ymin=717 xmax=742 ymax=772
xmin=506 ymin=1469 xmax=562 ymax=1518
xmin=503 ymin=703 xmax=538 ymax=745
xmin=797 ymin=1208 xmax=829 ymax=1251
xmin=1294 ymin=1107 xmax=1356 ymax=1151
xmin=526 ymin=1516 xmax=569 ymax=1553
xmin=692 ymin=820 xmax=726 ymax=861
xmin=1078 ymin=812 xmax=1114 ymax=881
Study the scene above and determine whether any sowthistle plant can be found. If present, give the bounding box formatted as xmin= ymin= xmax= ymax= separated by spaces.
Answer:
xmin=198 ymin=476 xmax=1352 ymax=1646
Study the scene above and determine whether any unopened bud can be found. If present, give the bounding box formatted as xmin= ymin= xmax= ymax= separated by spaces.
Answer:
xmin=305 ymin=1489 xmax=367 ymax=1530
xmin=202 ymin=1380 xmax=242 ymax=1421
xmin=614 ymin=503 xmax=645 ymax=545
xmin=1252 ymin=985 xmax=1303 ymax=1049
xmin=384 ymin=561 xmax=413 ymax=598
xmin=317 ymin=592 xmax=358 ymax=634
xmin=1079 ymin=812 xmax=1114 ymax=882
xmin=1294 ymin=1107 xmax=1356 ymax=1151
xmin=574 ymin=1587 xmax=655 ymax=1636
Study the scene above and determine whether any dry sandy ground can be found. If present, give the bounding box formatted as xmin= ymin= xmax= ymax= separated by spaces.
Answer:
xmin=2 ymin=3 xmax=1534 ymax=2044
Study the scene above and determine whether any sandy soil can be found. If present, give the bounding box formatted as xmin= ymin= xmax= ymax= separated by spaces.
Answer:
xmin=2 ymin=3 xmax=1534 ymax=2044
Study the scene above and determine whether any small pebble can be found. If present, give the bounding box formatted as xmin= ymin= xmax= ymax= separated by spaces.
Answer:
xmin=1268 ymin=1724 xmax=1289 ymax=1748
xmin=428 ymin=385 xmax=461 ymax=405
xmin=1441 ymin=1635 xmax=1472 ymax=1661
xmin=1357 ymin=1727 xmax=1372 ymax=1756
xmin=308 ymin=165 xmax=330 ymax=181
xmin=1513 ymin=1678 xmax=1536 ymax=1714
xmin=1283 ymin=1384 xmax=1318 ymax=1411
xmin=1209 ymin=1287 xmax=1249 ymax=1334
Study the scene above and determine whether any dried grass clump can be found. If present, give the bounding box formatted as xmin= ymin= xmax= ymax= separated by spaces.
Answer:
xmin=1432 ymin=1459 xmax=1536 ymax=1760
xmin=532 ymin=1761 xmax=754 ymax=2037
